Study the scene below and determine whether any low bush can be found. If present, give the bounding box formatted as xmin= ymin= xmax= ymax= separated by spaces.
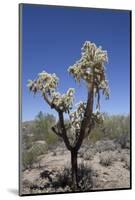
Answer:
xmin=29 ymin=141 xmax=48 ymax=157
xmin=55 ymin=163 xmax=94 ymax=191
xmin=77 ymin=163 xmax=94 ymax=190
xmin=38 ymin=163 xmax=94 ymax=192
xmin=46 ymin=132 xmax=58 ymax=145
xmin=22 ymin=150 xmax=37 ymax=170
xmin=83 ymin=150 xmax=94 ymax=160
xmin=95 ymin=140 xmax=116 ymax=153
xmin=22 ymin=141 xmax=47 ymax=170
xmin=99 ymin=151 xmax=114 ymax=167
xmin=88 ymin=114 xmax=130 ymax=143
xmin=116 ymin=133 xmax=130 ymax=149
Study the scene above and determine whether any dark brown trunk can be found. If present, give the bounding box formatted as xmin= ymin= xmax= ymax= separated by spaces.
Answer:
xmin=71 ymin=150 xmax=78 ymax=190
xmin=58 ymin=111 xmax=72 ymax=151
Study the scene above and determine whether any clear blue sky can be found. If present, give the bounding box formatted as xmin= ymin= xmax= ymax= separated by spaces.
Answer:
xmin=21 ymin=4 xmax=130 ymax=121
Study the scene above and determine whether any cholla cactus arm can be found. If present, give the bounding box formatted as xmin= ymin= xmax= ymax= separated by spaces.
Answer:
xmin=68 ymin=41 xmax=109 ymax=151
xmin=27 ymin=71 xmax=75 ymax=113
xmin=51 ymin=88 xmax=75 ymax=113
xmin=27 ymin=71 xmax=74 ymax=150
xmin=27 ymin=71 xmax=59 ymax=110
xmin=69 ymin=102 xmax=86 ymax=132
xmin=68 ymin=101 xmax=86 ymax=147
xmin=68 ymin=100 xmax=104 ymax=147
xmin=68 ymin=41 xmax=109 ymax=97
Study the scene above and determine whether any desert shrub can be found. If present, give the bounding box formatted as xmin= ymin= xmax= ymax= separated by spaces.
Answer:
xmin=22 ymin=150 xmax=37 ymax=170
xmin=23 ymin=135 xmax=33 ymax=150
xmin=33 ymin=112 xmax=53 ymax=140
xmin=46 ymin=132 xmax=58 ymax=145
xmin=22 ymin=141 xmax=47 ymax=170
xmin=22 ymin=123 xmax=34 ymax=150
xmin=83 ymin=150 xmax=94 ymax=160
xmin=22 ymin=112 xmax=59 ymax=152
xmin=77 ymin=163 xmax=94 ymax=190
xmin=88 ymin=126 xmax=104 ymax=143
xmin=29 ymin=169 xmax=71 ymax=193
xmin=95 ymin=140 xmax=116 ymax=153
xmin=54 ymin=167 xmax=72 ymax=189
xmin=99 ymin=151 xmax=114 ymax=166
xmin=116 ymin=133 xmax=130 ymax=149
xmin=53 ymin=163 xmax=94 ymax=191
xmin=32 ymin=112 xmax=58 ymax=145
xmin=29 ymin=141 xmax=48 ymax=157
xmin=38 ymin=163 xmax=94 ymax=192
xmin=104 ymin=115 xmax=130 ymax=140
xmin=88 ymin=114 xmax=130 ymax=143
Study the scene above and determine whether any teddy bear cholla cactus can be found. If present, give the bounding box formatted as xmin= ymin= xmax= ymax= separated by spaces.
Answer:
xmin=27 ymin=41 xmax=109 ymax=190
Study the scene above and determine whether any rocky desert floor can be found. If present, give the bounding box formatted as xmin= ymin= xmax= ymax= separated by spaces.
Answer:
xmin=21 ymin=139 xmax=130 ymax=195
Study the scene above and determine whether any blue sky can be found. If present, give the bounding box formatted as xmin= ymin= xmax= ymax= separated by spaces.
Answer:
xmin=21 ymin=4 xmax=130 ymax=121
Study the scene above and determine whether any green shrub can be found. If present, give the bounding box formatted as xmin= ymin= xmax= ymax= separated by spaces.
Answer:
xmin=51 ymin=163 xmax=94 ymax=191
xmin=88 ymin=126 xmax=104 ymax=143
xmin=22 ymin=112 xmax=59 ymax=152
xmin=32 ymin=112 xmax=56 ymax=141
xmin=29 ymin=141 xmax=48 ymax=157
xmin=22 ymin=150 xmax=37 ymax=170
xmin=22 ymin=141 xmax=48 ymax=170
xmin=88 ymin=114 xmax=130 ymax=143
xmin=46 ymin=132 xmax=58 ymax=145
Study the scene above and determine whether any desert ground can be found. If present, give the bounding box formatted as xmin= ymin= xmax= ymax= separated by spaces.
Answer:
xmin=21 ymin=138 xmax=130 ymax=194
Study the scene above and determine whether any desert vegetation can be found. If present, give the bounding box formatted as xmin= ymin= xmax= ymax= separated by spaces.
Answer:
xmin=21 ymin=112 xmax=130 ymax=194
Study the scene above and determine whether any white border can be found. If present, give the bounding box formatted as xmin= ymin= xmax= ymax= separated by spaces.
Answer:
xmin=0 ymin=0 xmax=134 ymax=199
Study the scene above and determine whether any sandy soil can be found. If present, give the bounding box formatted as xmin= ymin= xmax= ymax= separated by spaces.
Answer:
xmin=21 ymin=140 xmax=130 ymax=194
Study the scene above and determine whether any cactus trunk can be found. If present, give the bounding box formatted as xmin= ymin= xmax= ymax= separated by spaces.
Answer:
xmin=71 ymin=149 xmax=78 ymax=190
